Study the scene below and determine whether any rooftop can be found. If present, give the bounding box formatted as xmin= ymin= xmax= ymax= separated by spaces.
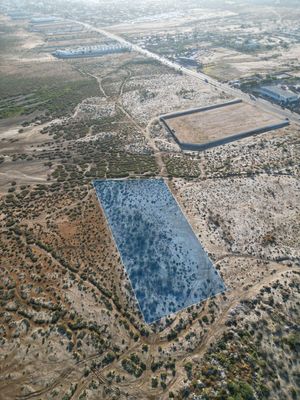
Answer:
xmin=261 ymin=85 xmax=298 ymax=99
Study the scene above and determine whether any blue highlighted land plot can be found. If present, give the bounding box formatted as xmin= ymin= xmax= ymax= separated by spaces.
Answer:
xmin=94 ymin=179 xmax=225 ymax=324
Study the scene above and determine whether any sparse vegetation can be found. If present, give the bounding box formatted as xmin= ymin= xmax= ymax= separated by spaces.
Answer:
xmin=0 ymin=5 xmax=299 ymax=400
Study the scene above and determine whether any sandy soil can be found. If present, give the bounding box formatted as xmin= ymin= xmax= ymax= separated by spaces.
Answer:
xmin=0 ymin=160 xmax=51 ymax=193
xmin=106 ymin=9 xmax=236 ymax=35
xmin=166 ymin=102 xmax=282 ymax=144
xmin=201 ymin=43 xmax=300 ymax=80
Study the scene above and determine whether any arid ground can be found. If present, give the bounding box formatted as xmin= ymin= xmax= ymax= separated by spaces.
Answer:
xmin=0 ymin=3 xmax=299 ymax=400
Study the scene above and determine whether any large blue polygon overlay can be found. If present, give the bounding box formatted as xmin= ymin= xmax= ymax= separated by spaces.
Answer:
xmin=94 ymin=179 xmax=225 ymax=323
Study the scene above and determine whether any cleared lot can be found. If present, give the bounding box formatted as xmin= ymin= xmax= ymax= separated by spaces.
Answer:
xmin=166 ymin=101 xmax=283 ymax=145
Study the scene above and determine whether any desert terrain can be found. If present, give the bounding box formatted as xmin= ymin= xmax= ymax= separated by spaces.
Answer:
xmin=0 ymin=1 xmax=299 ymax=400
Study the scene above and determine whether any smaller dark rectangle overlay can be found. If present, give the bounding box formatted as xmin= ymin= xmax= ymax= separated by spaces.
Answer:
xmin=94 ymin=178 xmax=225 ymax=323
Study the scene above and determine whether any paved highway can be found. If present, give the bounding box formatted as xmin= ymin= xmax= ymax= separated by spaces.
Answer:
xmin=71 ymin=19 xmax=300 ymax=126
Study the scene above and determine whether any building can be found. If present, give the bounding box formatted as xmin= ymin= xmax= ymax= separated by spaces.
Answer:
xmin=30 ymin=17 xmax=58 ymax=24
xmin=52 ymin=44 xmax=130 ymax=59
xmin=260 ymin=86 xmax=299 ymax=104
xmin=8 ymin=12 xmax=29 ymax=20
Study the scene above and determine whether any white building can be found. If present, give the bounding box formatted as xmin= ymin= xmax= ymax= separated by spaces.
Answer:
xmin=260 ymin=86 xmax=299 ymax=104
xmin=30 ymin=17 xmax=58 ymax=24
xmin=53 ymin=44 xmax=130 ymax=59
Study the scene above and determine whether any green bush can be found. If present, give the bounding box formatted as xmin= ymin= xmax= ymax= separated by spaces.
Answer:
xmin=228 ymin=381 xmax=255 ymax=400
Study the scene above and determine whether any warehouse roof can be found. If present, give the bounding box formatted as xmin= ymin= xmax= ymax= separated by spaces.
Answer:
xmin=261 ymin=85 xmax=298 ymax=100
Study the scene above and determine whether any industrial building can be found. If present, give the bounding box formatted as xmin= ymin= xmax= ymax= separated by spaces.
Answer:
xmin=30 ymin=25 xmax=84 ymax=35
xmin=52 ymin=44 xmax=130 ymax=59
xmin=7 ymin=11 xmax=29 ymax=20
xmin=260 ymin=85 xmax=299 ymax=104
xmin=30 ymin=16 xmax=58 ymax=24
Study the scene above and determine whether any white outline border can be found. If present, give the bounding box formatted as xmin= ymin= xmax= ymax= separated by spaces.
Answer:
xmin=93 ymin=177 xmax=227 ymax=325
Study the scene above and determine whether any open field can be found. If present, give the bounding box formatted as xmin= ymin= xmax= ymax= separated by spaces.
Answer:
xmin=165 ymin=101 xmax=284 ymax=145
xmin=116 ymin=4 xmax=300 ymax=81
xmin=172 ymin=175 xmax=300 ymax=262
xmin=199 ymin=42 xmax=300 ymax=81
